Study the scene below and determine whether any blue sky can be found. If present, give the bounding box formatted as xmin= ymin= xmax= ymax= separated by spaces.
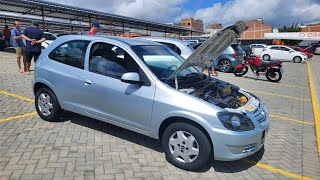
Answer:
xmin=48 ymin=0 xmax=320 ymax=27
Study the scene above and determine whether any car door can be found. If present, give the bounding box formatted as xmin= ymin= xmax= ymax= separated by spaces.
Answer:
xmin=79 ymin=41 xmax=156 ymax=132
xmin=268 ymin=46 xmax=281 ymax=59
xmin=46 ymin=40 xmax=90 ymax=112
xmin=278 ymin=47 xmax=291 ymax=60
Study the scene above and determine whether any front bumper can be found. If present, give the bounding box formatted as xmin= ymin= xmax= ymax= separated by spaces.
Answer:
xmin=209 ymin=97 xmax=269 ymax=161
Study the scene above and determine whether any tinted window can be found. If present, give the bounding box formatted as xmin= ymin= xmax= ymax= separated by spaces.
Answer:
xmin=256 ymin=45 xmax=265 ymax=48
xmin=49 ymin=40 xmax=90 ymax=69
xmin=270 ymin=47 xmax=280 ymax=50
xmin=231 ymin=44 xmax=243 ymax=51
xmin=89 ymin=42 xmax=149 ymax=85
xmin=280 ymin=47 xmax=290 ymax=51
xmin=159 ymin=42 xmax=182 ymax=55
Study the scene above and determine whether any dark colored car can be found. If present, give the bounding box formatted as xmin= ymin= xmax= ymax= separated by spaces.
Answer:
xmin=192 ymin=43 xmax=246 ymax=72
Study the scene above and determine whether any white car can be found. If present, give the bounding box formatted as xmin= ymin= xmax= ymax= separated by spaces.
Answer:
xmin=41 ymin=32 xmax=57 ymax=50
xmin=261 ymin=45 xmax=308 ymax=63
xmin=136 ymin=36 xmax=194 ymax=59
xmin=249 ymin=44 xmax=267 ymax=57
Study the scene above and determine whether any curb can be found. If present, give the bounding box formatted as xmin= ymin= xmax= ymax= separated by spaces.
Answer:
xmin=306 ymin=61 xmax=320 ymax=157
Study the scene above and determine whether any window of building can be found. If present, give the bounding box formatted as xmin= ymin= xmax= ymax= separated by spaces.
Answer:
xmin=48 ymin=40 xmax=90 ymax=69
xmin=188 ymin=23 xmax=190 ymax=25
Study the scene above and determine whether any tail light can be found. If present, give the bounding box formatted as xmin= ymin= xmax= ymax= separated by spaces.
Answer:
xmin=262 ymin=48 xmax=266 ymax=51
xmin=232 ymin=53 xmax=240 ymax=57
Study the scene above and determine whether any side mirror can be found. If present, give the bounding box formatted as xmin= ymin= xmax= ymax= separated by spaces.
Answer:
xmin=121 ymin=72 xmax=141 ymax=84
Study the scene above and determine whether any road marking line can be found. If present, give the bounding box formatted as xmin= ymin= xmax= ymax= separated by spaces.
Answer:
xmin=0 ymin=90 xmax=35 ymax=102
xmin=244 ymin=159 xmax=315 ymax=180
xmin=250 ymin=90 xmax=311 ymax=102
xmin=270 ymin=114 xmax=314 ymax=125
xmin=0 ymin=112 xmax=37 ymax=123
xmin=229 ymin=76 xmax=306 ymax=89
xmin=307 ymin=62 xmax=320 ymax=157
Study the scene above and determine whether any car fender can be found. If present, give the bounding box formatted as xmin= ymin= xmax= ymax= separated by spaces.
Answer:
xmin=151 ymin=109 xmax=219 ymax=141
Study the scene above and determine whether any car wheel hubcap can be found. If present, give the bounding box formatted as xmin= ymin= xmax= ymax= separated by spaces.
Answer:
xmin=168 ymin=131 xmax=199 ymax=163
xmin=220 ymin=61 xmax=230 ymax=72
xmin=294 ymin=57 xmax=300 ymax=62
xmin=38 ymin=93 xmax=53 ymax=116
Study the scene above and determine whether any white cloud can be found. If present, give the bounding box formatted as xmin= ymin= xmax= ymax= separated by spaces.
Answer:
xmin=194 ymin=0 xmax=320 ymax=26
xmin=46 ymin=0 xmax=320 ymax=27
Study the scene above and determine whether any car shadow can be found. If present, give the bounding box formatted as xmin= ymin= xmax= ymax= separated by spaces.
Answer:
xmin=52 ymin=111 xmax=265 ymax=173
xmin=55 ymin=111 xmax=163 ymax=153
xmin=240 ymin=76 xmax=275 ymax=82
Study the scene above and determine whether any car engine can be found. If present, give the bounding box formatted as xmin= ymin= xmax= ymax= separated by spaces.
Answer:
xmin=180 ymin=81 xmax=246 ymax=109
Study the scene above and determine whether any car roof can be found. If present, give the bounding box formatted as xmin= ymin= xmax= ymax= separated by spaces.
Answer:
xmin=136 ymin=36 xmax=185 ymax=44
xmin=57 ymin=35 xmax=161 ymax=46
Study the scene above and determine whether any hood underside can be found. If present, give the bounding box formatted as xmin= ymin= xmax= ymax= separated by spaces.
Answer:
xmin=168 ymin=21 xmax=248 ymax=79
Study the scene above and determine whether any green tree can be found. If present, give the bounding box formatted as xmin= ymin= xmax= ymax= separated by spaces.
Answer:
xmin=278 ymin=23 xmax=302 ymax=45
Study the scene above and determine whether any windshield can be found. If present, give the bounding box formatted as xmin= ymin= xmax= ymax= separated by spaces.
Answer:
xmin=132 ymin=45 xmax=202 ymax=81
xmin=43 ymin=33 xmax=56 ymax=40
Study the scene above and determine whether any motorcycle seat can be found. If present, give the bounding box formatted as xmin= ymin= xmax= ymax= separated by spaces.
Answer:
xmin=260 ymin=60 xmax=281 ymax=67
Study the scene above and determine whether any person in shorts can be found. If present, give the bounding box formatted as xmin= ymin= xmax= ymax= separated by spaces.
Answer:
xmin=21 ymin=21 xmax=46 ymax=75
xmin=11 ymin=21 xmax=26 ymax=73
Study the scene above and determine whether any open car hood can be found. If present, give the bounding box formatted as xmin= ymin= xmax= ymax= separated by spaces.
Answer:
xmin=168 ymin=21 xmax=248 ymax=79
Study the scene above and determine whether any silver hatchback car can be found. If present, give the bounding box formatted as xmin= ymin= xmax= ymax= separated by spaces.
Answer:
xmin=33 ymin=21 xmax=269 ymax=171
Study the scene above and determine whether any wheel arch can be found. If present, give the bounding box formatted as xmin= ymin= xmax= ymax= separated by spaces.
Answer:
xmin=158 ymin=116 xmax=214 ymax=154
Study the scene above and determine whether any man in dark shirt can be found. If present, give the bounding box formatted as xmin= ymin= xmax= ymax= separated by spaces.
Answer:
xmin=3 ymin=25 xmax=11 ymax=48
xmin=21 ymin=21 xmax=46 ymax=75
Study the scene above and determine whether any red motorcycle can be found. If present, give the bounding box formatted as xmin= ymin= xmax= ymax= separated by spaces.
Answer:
xmin=233 ymin=56 xmax=283 ymax=82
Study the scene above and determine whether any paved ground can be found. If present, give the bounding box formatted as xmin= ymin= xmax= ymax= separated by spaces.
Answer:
xmin=0 ymin=50 xmax=320 ymax=180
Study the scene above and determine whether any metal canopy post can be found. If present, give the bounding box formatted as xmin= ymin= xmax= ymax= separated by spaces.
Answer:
xmin=190 ymin=31 xmax=193 ymax=38
xmin=179 ymin=30 xmax=181 ymax=38
xmin=122 ymin=21 xmax=124 ymax=36
xmin=164 ymin=28 xmax=167 ymax=37
xmin=109 ymin=18 xmax=113 ymax=35
xmin=41 ymin=7 xmax=45 ymax=31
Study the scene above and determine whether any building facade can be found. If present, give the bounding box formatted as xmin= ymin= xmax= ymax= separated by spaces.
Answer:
xmin=205 ymin=23 xmax=222 ymax=35
xmin=181 ymin=18 xmax=203 ymax=35
xmin=241 ymin=18 xmax=272 ymax=39
xmin=301 ymin=23 xmax=320 ymax=32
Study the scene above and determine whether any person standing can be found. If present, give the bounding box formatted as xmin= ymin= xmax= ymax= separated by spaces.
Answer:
xmin=87 ymin=21 xmax=100 ymax=35
xmin=11 ymin=21 xmax=26 ymax=73
xmin=3 ymin=25 xmax=11 ymax=48
xmin=21 ymin=21 xmax=46 ymax=75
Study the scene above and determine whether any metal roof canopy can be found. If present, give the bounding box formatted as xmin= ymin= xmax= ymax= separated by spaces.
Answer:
xmin=0 ymin=0 xmax=199 ymax=34
xmin=0 ymin=14 xmax=129 ymax=34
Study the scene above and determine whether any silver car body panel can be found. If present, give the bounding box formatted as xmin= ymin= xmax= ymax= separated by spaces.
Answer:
xmin=34 ymin=22 xmax=268 ymax=161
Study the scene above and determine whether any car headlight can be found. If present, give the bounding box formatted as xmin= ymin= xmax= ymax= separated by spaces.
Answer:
xmin=217 ymin=112 xmax=255 ymax=131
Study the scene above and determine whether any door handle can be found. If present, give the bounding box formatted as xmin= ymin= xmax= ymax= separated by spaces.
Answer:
xmin=83 ymin=79 xmax=92 ymax=85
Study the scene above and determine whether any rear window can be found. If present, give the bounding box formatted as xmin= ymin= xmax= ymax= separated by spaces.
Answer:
xmin=230 ymin=44 xmax=243 ymax=51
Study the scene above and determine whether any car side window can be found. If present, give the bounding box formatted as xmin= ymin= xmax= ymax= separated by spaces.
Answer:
xmin=89 ymin=42 xmax=150 ymax=85
xmin=256 ymin=45 xmax=264 ymax=48
xmin=159 ymin=42 xmax=182 ymax=55
xmin=280 ymin=47 xmax=290 ymax=51
xmin=49 ymin=40 xmax=90 ymax=69
xmin=270 ymin=47 xmax=279 ymax=50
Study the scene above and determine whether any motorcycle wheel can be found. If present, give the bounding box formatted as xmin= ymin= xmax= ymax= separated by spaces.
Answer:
xmin=266 ymin=69 xmax=282 ymax=82
xmin=234 ymin=66 xmax=248 ymax=77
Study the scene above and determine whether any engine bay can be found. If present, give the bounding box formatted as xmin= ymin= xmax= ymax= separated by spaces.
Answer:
xmin=180 ymin=81 xmax=249 ymax=109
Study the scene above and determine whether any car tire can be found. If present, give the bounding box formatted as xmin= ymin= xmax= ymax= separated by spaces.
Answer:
xmin=263 ymin=54 xmax=270 ymax=61
xmin=293 ymin=56 xmax=302 ymax=63
xmin=35 ymin=88 xmax=63 ymax=121
xmin=218 ymin=59 xmax=232 ymax=72
xmin=162 ymin=122 xmax=212 ymax=171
